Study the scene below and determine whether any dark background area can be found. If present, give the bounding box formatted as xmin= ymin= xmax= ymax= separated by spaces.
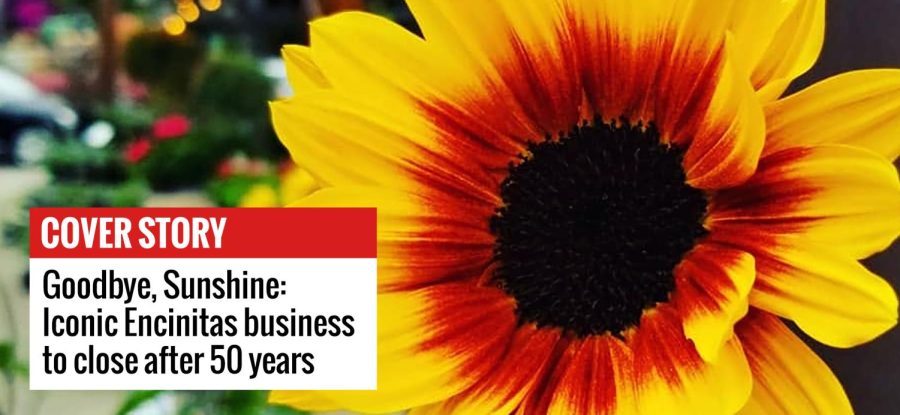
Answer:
xmin=791 ymin=1 xmax=900 ymax=414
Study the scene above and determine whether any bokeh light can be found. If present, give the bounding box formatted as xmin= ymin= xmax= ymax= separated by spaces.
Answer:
xmin=177 ymin=2 xmax=201 ymax=23
xmin=199 ymin=0 xmax=221 ymax=12
xmin=162 ymin=15 xmax=186 ymax=36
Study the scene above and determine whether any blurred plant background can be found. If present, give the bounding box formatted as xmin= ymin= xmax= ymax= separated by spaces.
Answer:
xmin=0 ymin=0 xmax=407 ymax=414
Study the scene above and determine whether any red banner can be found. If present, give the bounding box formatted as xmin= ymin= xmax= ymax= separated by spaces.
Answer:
xmin=30 ymin=208 xmax=376 ymax=259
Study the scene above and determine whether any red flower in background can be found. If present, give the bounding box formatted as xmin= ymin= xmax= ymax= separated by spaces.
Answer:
xmin=216 ymin=154 xmax=272 ymax=178
xmin=246 ymin=159 xmax=269 ymax=176
xmin=152 ymin=114 xmax=192 ymax=140
xmin=123 ymin=138 xmax=152 ymax=164
xmin=118 ymin=75 xmax=149 ymax=102
xmin=216 ymin=159 xmax=236 ymax=178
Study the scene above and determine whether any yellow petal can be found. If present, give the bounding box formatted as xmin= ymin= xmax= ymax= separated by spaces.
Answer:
xmin=309 ymin=11 xmax=473 ymax=109
xmin=272 ymin=90 xmax=497 ymax=204
xmin=540 ymin=336 xmax=630 ymax=415
xmin=406 ymin=0 xmax=571 ymax=86
xmin=566 ymin=1 xmax=766 ymax=189
xmin=276 ymin=28 xmax=509 ymax=195
xmin=271 ymin=93 xmax=419 ymax=189
xmin=526 ymin=307 xmax=752 ymax=415
xmin=405 ymin=0 xmax=583 ymax=135
xmin=318 ymin=284 xmax=517 ymax=413
xmin=684 ymin=34 xmax=766 ymax=189
xmin=306 ymin=10 xmax=530 ymax=171
xmin=294 ymin=187 xmax=495 ymax=292
xmin=279 ymin=166 xmax=319 ymax=206
xmin=406 ymin=0 xmax=512 ymax=74
xmin=736 ymin=310 xmax=853 ymax=415
xmin=713 ymin=228 xmax=899 ymax=348
xmin=410 ymin=325 xmax=561 ymax=415
xmin=727 ymin=0 xmax=798 ymax=79
xmin=673 ymin=243 xmax=754 ymax=362
xmin=626 ymin=308 xmax=753 ymax=415
xmin=710 ymin=144 xmax=900 ymax=259
xmin=281 ymin=45 xmax=330 ymax=93
xmin=309 ymin=9 xmax=532 ymax=168
xmin=750 ymin=0 xmax=825 ymax=102
xmin=753 ymin=242 xmax=898 ymax=348
xmin=238 ymin=184 xmax=279 ymax=207
xmin=268 ymin=390 xmax=338 ymax=412
xmin=765 ymin=69 xmax=900 ymax=160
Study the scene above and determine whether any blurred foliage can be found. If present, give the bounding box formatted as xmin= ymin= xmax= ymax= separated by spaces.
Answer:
xmin=2 ymin=180 xmax=148 ymax=252
xmin=0 ymin=342 xmax=29 ymax=378
xmin=128 ymin=48 xmax=281 ymax=190
xmin=120 ymin=38 xmax=281 ymax=190
xmin=96 ymin=102 xmax=156 ymax=142
xmin=2 ymin=220 xmax=29 ymax=254
xmin=2 ymin=140 xmax=148 ymax=258
xmin=192 ymin=51 xmax=281 ymax=158
xmin=115 ymin=390 xmax=163 ymax=415
xmin=117 ymin=390 xmax=309 ymax=415
xmin=137 ymin=127 xmax=229 ymax=190
xmin=50 ymin=0 xmax=159 ymax=14
xmin=124 ymin=30 xmax=203 ymax=108
xmin=38 ymin=12 xmax=95 ymax=43
xmin=27 ymin=181 xmax=148 ymax=207
xmin=0 ymin=341 xmax=29 ymax=415
xmin=207 ymin=175 xmax=279 ymax=207
xmin=205 ymin=157 xmax=319 ymax=207
xmin=193 ymin=52 xmax=271 ymax=122
xmin=43 ymin=140 xmax=130 ymax=183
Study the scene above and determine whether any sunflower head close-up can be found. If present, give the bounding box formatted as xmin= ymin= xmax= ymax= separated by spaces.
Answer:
xmin=268 ymin=0 xmax=900 ymax=414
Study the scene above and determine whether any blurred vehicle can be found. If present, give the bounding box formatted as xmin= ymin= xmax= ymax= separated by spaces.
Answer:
xmin=0 ymin=66 xmax=78 ymax=164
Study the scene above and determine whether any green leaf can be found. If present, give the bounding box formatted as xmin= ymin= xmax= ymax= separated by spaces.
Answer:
xmin=12 ymin=361 xmax=28 ymax=377
xmin=0 ymin=341 xmax=29 ymax=380
xmin=262 ymin=404 xmax=311 ymax=415
xmin=116 ymin=390 xmax=163 ymax=415
xmin=0 ymin=342 xmax=14 ymax=371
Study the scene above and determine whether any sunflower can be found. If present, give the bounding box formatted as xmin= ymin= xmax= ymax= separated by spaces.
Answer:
xmin=269 ymin=1 xmax=900 ymax=414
